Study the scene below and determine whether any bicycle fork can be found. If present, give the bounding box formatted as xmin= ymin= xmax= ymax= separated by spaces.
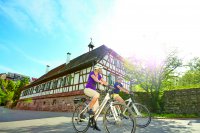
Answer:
xmin=79 ymin=104 xmax=88 ymax=119
xmin=124 ymin=99 xmax=142 ymax=116
xmin=110 ymin=102 xmax=121 ymax=122
xmin=132 ymin=103 xmax=142 ymax=116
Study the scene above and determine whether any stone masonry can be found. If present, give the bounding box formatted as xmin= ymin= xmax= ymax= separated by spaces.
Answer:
xmin=126 ymin=88 xmax=200 ymax=115
xmin=163 ymin=88 xmax=200 ymax=115
xmin=16 ymin=90 xmax=86 ymax=112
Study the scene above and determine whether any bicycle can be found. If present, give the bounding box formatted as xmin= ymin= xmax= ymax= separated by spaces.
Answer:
xmin=123 ymin=80 xmax=151 ymax=128
xmin=72 ymin=85 xmax=136 ymax=133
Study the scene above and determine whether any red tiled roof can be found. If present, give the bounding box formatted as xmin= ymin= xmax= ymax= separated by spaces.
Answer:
xmin=23 ymin=45 xmax=114 ymax=89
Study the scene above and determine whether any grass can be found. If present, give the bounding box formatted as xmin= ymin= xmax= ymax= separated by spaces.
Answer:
xmin=152 ymin=113 xmax=200 ymax=119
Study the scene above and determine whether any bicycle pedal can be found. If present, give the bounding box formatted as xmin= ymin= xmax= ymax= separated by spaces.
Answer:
xmin=89 ymin=116 xmax=95 ymax=127
xmin=92 ymin=121 xmax=101 ymax=131
xmin=79 ymin=119 xmax=84 ymax=122
xmin=80 ymin=114 xmax=86 ymax=119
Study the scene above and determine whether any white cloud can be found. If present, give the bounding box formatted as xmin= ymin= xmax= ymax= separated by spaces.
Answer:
xmin=0 ymin=0 xmax=102 ymax=36
xmin=0 ymin=0 xmax=62 ymax=34
xmin=1 ymin=0 xmax=199 ymax=62
xmin=92 ymin=0 xmax=200 ymax=61
xmin=0 ymin=2 xmax=31 ymax=30
xmin=17 ymin=0 xmax=59 ymax=33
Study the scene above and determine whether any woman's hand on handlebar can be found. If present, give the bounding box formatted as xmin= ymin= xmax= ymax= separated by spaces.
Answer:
xmin=97 ymin=80 xmax=106 ymax=86
xmin=99 ymin=80 xmax=104 ymax=85
xmin=129 ymin=91 xmax=134 ymax=95
xmin=99 ymin=80 xmax=108 ymax=86
xmin=126 ymin=90 xmax=129 ymax=94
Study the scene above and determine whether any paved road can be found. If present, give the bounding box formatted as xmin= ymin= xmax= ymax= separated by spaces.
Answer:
xmin=0 ymin=107 xmax=199 ymax=133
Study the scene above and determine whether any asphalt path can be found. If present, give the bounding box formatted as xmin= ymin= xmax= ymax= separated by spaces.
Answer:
xmin=0 ymin=107 xmax=199 ymax=133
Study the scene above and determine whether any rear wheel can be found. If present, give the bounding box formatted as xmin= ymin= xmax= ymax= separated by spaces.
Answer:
xmin=103 ymin=102 xmax=136 ymax=133
xmin=72 ymin=103 xmax=90 ymax=133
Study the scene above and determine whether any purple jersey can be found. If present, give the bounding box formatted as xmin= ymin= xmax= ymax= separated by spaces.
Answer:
xmin=85 ymin=71 xmax=102 ymax=90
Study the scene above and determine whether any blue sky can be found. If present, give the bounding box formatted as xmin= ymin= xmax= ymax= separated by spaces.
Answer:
xmin=0 ymin=0 xmax=113 ymax=78
xmin=1 ymin=0 xmax=200 ymax=78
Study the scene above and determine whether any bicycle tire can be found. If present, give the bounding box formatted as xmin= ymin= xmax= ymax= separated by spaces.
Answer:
xmin=72 ymin=103 xmax=90 ymax=133
xmin=103 ymin=102 xmax=136 ymax=133
xmin=131 ymin=103 xmax=151 ymax=128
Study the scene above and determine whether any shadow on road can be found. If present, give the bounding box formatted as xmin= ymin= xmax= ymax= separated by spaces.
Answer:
xmin=138 ymin=119 xmax=198 ymax=133
xmin=0 ymin=119 xmax=198 ymax=133
xmin=0 ymin=107 xmax=72 ymax=122
xmin=0 ymin=107 xmax=199 ymax=133
xmin=0 ymin=121 xmax=75 ymax=133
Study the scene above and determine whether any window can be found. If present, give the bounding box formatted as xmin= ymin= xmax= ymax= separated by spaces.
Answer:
xmin=41 ymin=83 xmax=45 ymax=92
xmin=63 ymin=77 xmax=66 ymax=87
xmin=67 ymin=74 xmax=73 ymax=85
xmin=35 ymin=85 xmax=39 ymax=93
xmin=30 ymin=87 xmax=34 ymax=95
xmin=57 ymin=78 xmax=61 ymax=88
xmin=59 ymin=77 xmax=63 ymax=87
xmin=108 ymin=73 xmax=115 ymax=86
xmin=74 ymin=73 xmax=79 ymax=84
xmin=46 ymin=82 xmax=51 ymax=90
xmin=49 ymin=81 xmax=53 ymax=90
xmin=119 ymin=62 xmax=122 ymax=68
xmin=115 ymin=60 xmax=118 ymax=67
xmin=53 ymin=79 xmax=58 ymax=89
xmin=82 ymin=69 xmax=87 ymax=74
xmin=52 ymin=99 xmax=56 ymax=105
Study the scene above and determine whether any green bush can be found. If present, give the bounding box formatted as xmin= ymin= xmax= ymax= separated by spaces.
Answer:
xmin=0 ymin=78 xmax=29 ymax=108
xmin=152 ymin=113 xmax=200 ymax=118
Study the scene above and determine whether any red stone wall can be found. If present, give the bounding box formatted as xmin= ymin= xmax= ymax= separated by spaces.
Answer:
xmin=16 ymin=90 xmax=85 ymax=112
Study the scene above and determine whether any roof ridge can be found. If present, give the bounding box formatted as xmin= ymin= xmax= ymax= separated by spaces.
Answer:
xmin=24 ymin=45 xmax=110 ymax=89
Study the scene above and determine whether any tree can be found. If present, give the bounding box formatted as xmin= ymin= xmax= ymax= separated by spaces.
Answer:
xmin=0 ymin=79 xmax=14 ymax=106
xmin=125 ymin=50 xmax=182 ymax=113
xmin=6 ymin=80 xmax=16 ymax=91
xmin=0 ymin=77 xmax=29 ymax=107
xmin=178 ymin=57 xmax=200 ymax=87
xmin=0 ymin=79 xmax=7 ymax=105
xmin=0 ymin=89 xmax=6 ymax=105
xmin=12 ymin=77 xmax=29 ymax=107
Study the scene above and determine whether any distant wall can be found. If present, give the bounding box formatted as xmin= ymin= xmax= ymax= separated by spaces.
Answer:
xmin=133 ymin=88 xmax=200 ymax=115
xmin=131 ymin=92 xmax=151 ymax=109
xmin=163 ymin=88 xmax=200 ymax=115
xmin=16 ymin=90 xmax=85 ymax=112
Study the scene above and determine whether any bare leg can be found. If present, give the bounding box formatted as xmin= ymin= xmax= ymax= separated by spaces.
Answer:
xmin=115 ymin=96 xmax=125 ymax=104
xmin=115 ymin=96 xmax=126 ymax=113
xmin=89 ymin=96 xmax=99 ymax=110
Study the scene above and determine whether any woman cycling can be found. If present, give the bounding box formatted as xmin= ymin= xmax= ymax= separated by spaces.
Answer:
xmin=83 ymin=64 xmax=108 ymax=131
xmin=113 ymin=77 xmax=129 ymax=104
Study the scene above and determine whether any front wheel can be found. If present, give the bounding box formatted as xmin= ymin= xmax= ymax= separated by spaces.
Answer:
xmin=131 ymin=103 xmax=151 ymax=128
xmin=103 ymin=102 xmax=136 ymax=133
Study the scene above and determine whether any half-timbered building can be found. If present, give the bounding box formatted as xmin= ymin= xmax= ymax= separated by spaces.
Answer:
xmin=16 ymin=45 xmax=130 ymax=112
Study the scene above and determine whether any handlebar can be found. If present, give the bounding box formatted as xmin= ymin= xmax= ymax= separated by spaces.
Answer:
xmin=96 ymin=84 xmax=114 ymax=94
xmin=129 ymin=91 xmax=134 ymax=95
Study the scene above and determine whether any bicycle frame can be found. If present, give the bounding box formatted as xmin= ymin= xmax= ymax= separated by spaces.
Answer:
xmin=95 ymin=92 xmax=121 ymax=122
xmin=124 ymin=98 xmax=142 ymax=116
xmin=123 ymin=80 xmax=142 ymax=116
xmin=79 ymin=91 xmax=120 ymax=122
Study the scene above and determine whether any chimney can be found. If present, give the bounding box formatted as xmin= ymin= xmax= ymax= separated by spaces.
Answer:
xmin=88 ymin=38 xmax=95 ymax=52
xmin=66 ymin=52 xmax=71 ymax=64
xmin=46 ymin=65 xmax=50 ymax=73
